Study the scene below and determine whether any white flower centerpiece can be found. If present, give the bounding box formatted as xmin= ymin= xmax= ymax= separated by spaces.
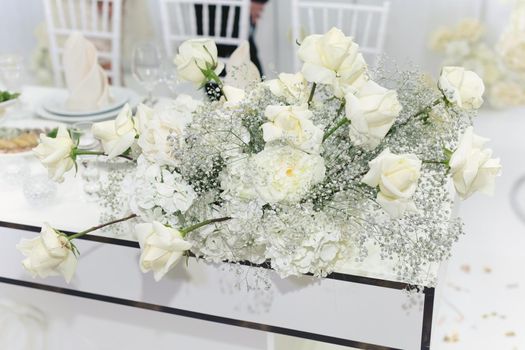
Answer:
xmin=22 ymin=28 xmax=501 ymax=286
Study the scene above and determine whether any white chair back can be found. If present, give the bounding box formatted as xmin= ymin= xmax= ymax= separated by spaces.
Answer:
xmin=42 ymin=0 xmax=123 ymax=86
xmin=159 ymin=0 xmax=251 ymax=60
xmin=291 ymin=0 xmax=391 ymax=71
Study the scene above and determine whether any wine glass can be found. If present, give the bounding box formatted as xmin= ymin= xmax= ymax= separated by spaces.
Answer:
xmin=132 ymin=43 xmax=162 ymax=106
xmin=161 ymin=59 xmax=179 ymax=97
xmin=0 ymin=54 xmax=23 ymax=91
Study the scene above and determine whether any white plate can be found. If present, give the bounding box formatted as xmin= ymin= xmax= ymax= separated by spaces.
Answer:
xmin=36 ymin=105 xmax=120 ymax=122
xmin=36 ymin=88 xmax=141 ymax=123
xmin=42 ymin=87 xmax=129 ymax=116
xmin=0 ymin=119 xmax=63 ymax=158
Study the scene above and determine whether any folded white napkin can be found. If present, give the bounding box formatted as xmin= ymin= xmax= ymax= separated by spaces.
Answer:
xmin=224 ymin=41 xmax=261 ymax=89
xmin=62 ymin=32 xmax=110 ymax=111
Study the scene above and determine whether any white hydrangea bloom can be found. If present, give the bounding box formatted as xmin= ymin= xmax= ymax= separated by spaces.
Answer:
xmin=128 ymin=156 xmax=197 ymax=224
xmin=264 ymin=209 xmax=351 ymax=277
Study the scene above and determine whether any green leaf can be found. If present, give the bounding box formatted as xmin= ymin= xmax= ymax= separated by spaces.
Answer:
xmin=47 ymin=127 xmax=59 ymax=138
xmin=0 ymin=91 xmax=20 ymax=102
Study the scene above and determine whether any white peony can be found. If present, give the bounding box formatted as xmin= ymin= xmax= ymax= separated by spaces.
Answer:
xmin=16 ymin=223 xmax=77 ymax=283
xmin=297 ymin=27 xmax=368 ymax=98
xmin=92 ymin=104 xmax=137 ymax=158
xmin=251 ymin=145 xmax=325 ymax=204
xmin=174 ymin=38 xmax=224 ymax=85
xmin=438 ymin=66 xmax=485 ymax=110
xmin=262 ymin=104 xmax=323 ymax=154
xmin=33 ymin=125 xmax=75 ymax=182
xmin=345 ymin=80 xmax=402 ymax=149
xmin=265 ymin=72 xmax=309 ymax=103
xmin=135 ymin=221 xmax=192 ymax=281
xmin=362 ymin=148 xmax=422 ymax=218
xmin=449 ymin=127 xmax=501 ymax=199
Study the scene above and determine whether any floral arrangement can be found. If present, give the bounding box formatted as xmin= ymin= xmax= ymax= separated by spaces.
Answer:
xmin=430 ymin=5 xmax=525 ymax=109
xmin=20 ymin=28 xmax=501 ymax=286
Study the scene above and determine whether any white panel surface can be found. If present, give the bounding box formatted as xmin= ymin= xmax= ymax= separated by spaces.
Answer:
xmin=0 ymin=226 xmax=427 ymax=349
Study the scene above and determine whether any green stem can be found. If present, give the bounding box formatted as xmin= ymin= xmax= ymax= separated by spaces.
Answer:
xmin=336 ymin=99 xmax=346 ymax=115
xmin=307 ymin=83 xmax=317 ymax=105
xmin=322 ymin=99 xmax=348 ymax=142
xmin=67 ymin=213 xmax=138 ymax=240
xmin=74 ymin=149 xmax=134 ymax=161
xmin=323 ymin=118 xmax=349 ymax=142
xmin=423 ymin=160 xmax=448 ymax=166
xmin=180 ymin=217 xmax=231 ymax=237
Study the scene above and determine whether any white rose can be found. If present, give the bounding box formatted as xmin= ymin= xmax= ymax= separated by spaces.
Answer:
xmin=251 ymin=145 xmax=325 ymax=204
xmin=262 ymin=104 xmax=323 ymax=154
xmin=449 ymin=127 xmax=501 ymax=199
xmin=438 ymin=66 xmax=485 ymax=110
xmin=16 ymin=223 xmax=77 ymax=283
xmin=345 ymin=80 xmax=402 ymax=150
xmin=298 ymin=27 xmax=368 ymax=98
xmin=92 ymin=104 xmax=137 ymax=159
xmin=134 ymin=103 xmax=155 ymax=134
xmin=137 ymin=95 xmax=198 ymax=165
xmin=265 ymin=72 xmax=308 ymax=103
xmin=137 ymin=119 xmax=174 ymax=166
xmin=33 ymin=125 xmax=75 ymax=182
xmin=221 ymin=85 xmax=246 ymax=107
xmin=135 ymin=221 xmax=192 ymax=281
xmin=174 ymin=38 xmax=224 ymax=84
xmin=362 ymin=148 xmax=422 ymax=218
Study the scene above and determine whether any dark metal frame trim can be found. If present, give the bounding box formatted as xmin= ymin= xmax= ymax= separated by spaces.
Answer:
xmin=0 ymin=220 xmax=435 ymax=350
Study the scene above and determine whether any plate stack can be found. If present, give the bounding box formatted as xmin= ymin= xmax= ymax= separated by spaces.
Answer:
xmin=36 ymin=87 xmax=137 ymax=123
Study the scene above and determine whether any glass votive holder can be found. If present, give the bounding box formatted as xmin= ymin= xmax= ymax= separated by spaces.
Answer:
xmin=70 ymin=121 xmax=99 ymax=149
xmin=0 ymin=159 xmax=31 ymax=187
xmin=23 ymin=174 xmax=57 ymax=207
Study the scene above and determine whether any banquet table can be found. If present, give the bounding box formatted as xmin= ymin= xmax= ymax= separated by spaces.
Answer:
xmin=0 ymin=85 xmax=444 ymax=350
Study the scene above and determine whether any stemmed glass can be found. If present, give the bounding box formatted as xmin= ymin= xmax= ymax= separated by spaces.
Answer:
xmin=161 ymin=59 xmax=179 ymax=97
xmin=132 ymin=43 xmax=162 ymax=106
xmin=0 ymin=54 xmax=23 ymax=91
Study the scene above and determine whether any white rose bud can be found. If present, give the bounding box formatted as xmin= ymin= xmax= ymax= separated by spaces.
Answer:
xmin=221 ymin=85 xmax=246 ymax=107
xmin=134 ymin=103 xmax=155 ymax=135
xmin=16 ymin=223 xmax=78 ymax=283
xmin=345 ymin=80 xmax=402 ymax=150
xmin=262 ymin=105 xmax=323 ymax=154
xmin=33 ymin=125 xmax=75 ymax=182
xmin=92 ymin=104 xmax=137 ymax=159
xmin=135 ymin=221 xmax=192 ymax=281
xmin=174 ymin=38 xmax=224 ymax=85
xmin=438 ymin=66 xmax=485 ymax=110
xmin=362 ymin=149 xmax=422 ymax=218
xmin=265 ymin=72 xmax=309 ymax=103
xmin=298 ymin=27 xmax=368 ymax=98
xmin=449 ymin=127 xmax=501 ymax=199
